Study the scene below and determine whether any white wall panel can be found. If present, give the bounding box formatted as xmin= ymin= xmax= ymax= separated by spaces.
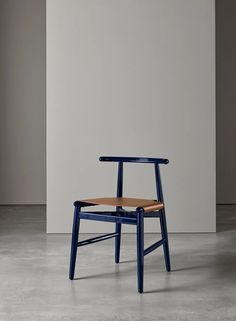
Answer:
xmin=47 ymin=0 xmax=215 ymax=233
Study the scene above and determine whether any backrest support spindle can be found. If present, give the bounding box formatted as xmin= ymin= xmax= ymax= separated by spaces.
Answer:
xmin=154 ymin=163 xmax=164 ymax=202
xmin=116 ymin=162 xmax=123 ymax=211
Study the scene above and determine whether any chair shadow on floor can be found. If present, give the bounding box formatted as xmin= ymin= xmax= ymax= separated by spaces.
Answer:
xmin=74 ymin=259 xmax=137 ymax=281
xmin=73 ymin=259 xmax=205 ymax=281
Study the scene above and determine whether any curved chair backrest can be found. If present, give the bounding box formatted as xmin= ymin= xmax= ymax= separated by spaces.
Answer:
xmin=99 ymin=156 xmax=169 ymax=202
xmin=99 ymin=156 xmax=169 ymax=164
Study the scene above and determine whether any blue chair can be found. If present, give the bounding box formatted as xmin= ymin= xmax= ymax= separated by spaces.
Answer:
xmin=69 ymin=156 xmax=171 ymax=293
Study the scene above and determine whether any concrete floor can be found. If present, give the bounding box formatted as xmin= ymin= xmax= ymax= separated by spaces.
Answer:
xmin=0 ymin=206 xmax=235 ymax=321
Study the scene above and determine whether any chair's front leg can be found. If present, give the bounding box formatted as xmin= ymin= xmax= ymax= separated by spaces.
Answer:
xmin=115 ymin=223 xmax=122 ymax=263
xmin=69 ymin=206 xmax=81 ymax=280
xmin=160 ymin=209 xmax=171 ymax=272
xmin=136 ymin=208 xmax=144 ymax=293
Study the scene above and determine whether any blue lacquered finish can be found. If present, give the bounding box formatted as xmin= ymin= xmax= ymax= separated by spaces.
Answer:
xmin=115 ymin=162 xmax=123 ymax=263
xmin=78 ymin=232 xmax=118 ymax=247
xmin=100 ymin=156 xmax=169 ymax=164
xmin=69 ymin=206 xmax=81 ymax=280
xmin=155 ymin=163 xmax=171 ymax=272
xmin=69 ymin=156 xmax=171 ymax=293
xmin=137 ymin=208 xmax=144 ymax=293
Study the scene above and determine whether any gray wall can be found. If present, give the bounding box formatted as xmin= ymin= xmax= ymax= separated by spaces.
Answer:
xmin=47 ymin=0 xmax=216 ymax=233
xmin=216 ymin=0 xmax=236 ymax=204
xmin=0 ymin=0 xmax=46 ymax=204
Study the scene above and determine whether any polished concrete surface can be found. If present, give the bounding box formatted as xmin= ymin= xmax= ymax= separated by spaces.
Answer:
xmin=0 ymin=205 xmax=235 ymax=321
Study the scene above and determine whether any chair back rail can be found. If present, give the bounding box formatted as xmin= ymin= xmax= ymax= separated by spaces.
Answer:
xmin=100 ymin=156 xmax=169 ymax=164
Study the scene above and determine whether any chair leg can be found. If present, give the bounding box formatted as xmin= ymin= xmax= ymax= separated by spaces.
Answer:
xmin=115 ymin=223 xmax=122 ymax=263
xmin=136 ymin=210 xmax=144 ymax=293
xmin=69 ymin=206 xmax=80 ymax=280
xmin=160 ymin=209 xmax=171 ymax=272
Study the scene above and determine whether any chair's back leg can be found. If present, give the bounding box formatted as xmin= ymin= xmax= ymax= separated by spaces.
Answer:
xmin=115 ymin=223 xmax=122 ymax=263
xmin=69 ymin=206 xmax=81 ymax=280
xmin=115 ymin=162 xmax=123 ymax=263
xmin=155 ymin=163 xmax=171 ymax=272
xmin=160 ymin=209 xmax=171 ymax=271
xmin=136 ymin=209 xmax=144 ymax=293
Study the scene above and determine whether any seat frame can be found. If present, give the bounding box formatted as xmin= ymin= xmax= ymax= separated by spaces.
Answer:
xmin=69 ymin=156 xmax=171 ymax=293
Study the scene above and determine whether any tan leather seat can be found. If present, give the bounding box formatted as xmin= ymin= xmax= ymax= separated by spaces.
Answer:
xmin=81 ymin=197 xmax=164 ymax=212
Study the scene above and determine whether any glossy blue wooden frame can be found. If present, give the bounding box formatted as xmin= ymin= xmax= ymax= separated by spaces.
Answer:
xmin=99 ymin=156 xmax=169 ymax=164
xmin=69 ymin=156 xmax=171 ymax=293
